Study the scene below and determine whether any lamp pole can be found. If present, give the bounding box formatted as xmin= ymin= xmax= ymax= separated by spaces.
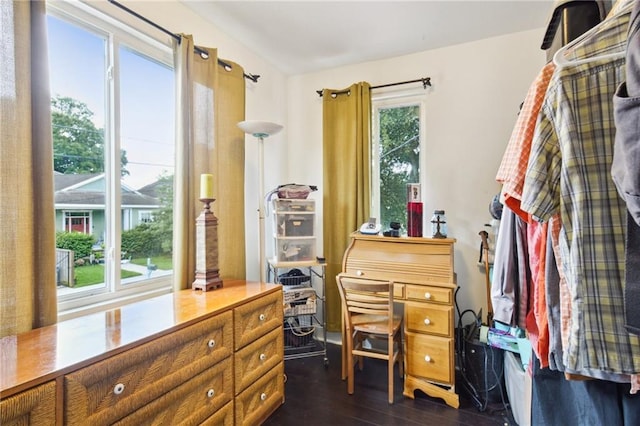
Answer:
xmin=257 ymin=134 xmax=266 ymax=283
xmin=237 ymin=120 xmax=283 ymax=284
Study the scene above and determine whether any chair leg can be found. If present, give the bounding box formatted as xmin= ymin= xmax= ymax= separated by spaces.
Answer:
xmin=388 ymin=335 xmax=394 ymax=404
xmin=346 ymin=330 xmax=355 ymax=395
xmin=397 ymin=333 xmax=404 ymax=377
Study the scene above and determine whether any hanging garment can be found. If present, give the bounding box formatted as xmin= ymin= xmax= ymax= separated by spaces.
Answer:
xmin=612 ymin=0 xmax=640 ymax=336
xmin=530 ymin=356 xmax=640 ymax=426
xmin=522 ymin=2 xmax=640 ymax=379
xmin=490 ymin=206 xmax=530 ymax=328
xmin=497 ymin=62 xmax=555 ymax=221
xmin=545 ymin=218 xmax=565 ymax=371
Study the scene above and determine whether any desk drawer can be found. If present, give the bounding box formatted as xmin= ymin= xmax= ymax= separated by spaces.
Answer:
xmin=235 ymin=362 xmax=284 ymax=426
xmin=113 ymin=357 xmax=233 ymax=425
xmin=405 ymin=331 xmax=453 ymax=385
xmin=234 ymin=327 xmax=283 ymax=395
xmin=234 ymin=291 xmax=283 ymax=351
xmin=405 ymin=303 xmax=452 ymax=337
xmin=65 ymin=311 xmax=233 ymax=425
xmin=405 ymin=284 xmax=451 ymax=305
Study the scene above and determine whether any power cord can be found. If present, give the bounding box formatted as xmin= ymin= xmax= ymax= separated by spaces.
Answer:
xmin=454 ymin=287 xmax=511 ymax=418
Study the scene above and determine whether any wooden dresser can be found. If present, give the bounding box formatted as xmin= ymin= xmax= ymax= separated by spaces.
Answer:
xmin=0 ymin=280 xmax=284 ymax=425
xmin=342 ymin=233 xmax=459 ymax=408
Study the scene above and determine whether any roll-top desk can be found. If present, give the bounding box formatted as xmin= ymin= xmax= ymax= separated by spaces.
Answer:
xmin=0 ymin=280 xmax=284 ymax=425
xmin=341 ymin=233 xmax=459 ymax=408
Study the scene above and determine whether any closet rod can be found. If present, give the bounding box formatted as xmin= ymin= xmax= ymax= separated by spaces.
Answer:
xmin=316 ymin=77 xmax=431 ymax=97
xmin=107 ymin=0 xmax=260 ymax=83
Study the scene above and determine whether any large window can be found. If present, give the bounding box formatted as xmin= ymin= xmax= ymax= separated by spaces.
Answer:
xmin=371 ymin=93 xmax=426 ymax=232
xmin=47 ymin=2 xmax=175 ymax=316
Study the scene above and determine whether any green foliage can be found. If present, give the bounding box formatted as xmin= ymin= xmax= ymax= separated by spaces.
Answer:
xmin=121 ymin=223 xmax=163 ymax=258
xmin=74 ymin=265 xmax=140 ymax=287
xmin=131 ymin=254 xmax=172 ymax=270
xmin=56 ymin=232 xmax=95 ymax=259
xmin=51 ymin=95 xmax=129 ymax=175
xmin=147 ymin=173 xmax=174 ymax=253
xmin=378 ymin=105 xmax=420 ymax=229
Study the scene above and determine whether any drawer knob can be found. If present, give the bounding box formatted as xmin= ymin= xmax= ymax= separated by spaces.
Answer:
xmin=356 ymin=270 xmax=364 ymax=276
xmin=260 ymin=392 xmax=267 ymax=401
xmin=424 ymin=355 xmax=432 ymax=363
xmin=424 ymin=292 xmax=432 ymax=300
xmin=259 ymin=313 xmax=266 ymax=321
xmin=260 ymin=353 xmax=267 ymax=361
xmin=423 ymin=318 xmax=431 ymax=325
xmin=207 ymin=389 xmax=215 ymax=398
xmin=208 ymin=339 xmax=216 ymax=348
xmin=113 ymin=383 xmax=125 ymax=395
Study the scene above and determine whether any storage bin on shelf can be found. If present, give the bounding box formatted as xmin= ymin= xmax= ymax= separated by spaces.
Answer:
xmin=272 ymin=198 xmax=317 ymax=263
xmin=283 ymin=285 xmax=317 ymax=317
xmin=273 ymin=200 xmax=315 ymax=237
xmin=275 ymin=213 xmax=314 ymax=237
xmin=273 ymin=199 xmax=315 ymax=212
xmin=274 ymin=237 xmax=316 ymax=263
xmin=284 ymin=316 xmax=315 ymax=348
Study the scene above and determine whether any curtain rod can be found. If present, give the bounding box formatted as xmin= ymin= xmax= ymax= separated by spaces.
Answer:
xmin=107 ymin=0 xmax=260 ymax=83
xmin=316 ymin=77 xmax=431 ymax=97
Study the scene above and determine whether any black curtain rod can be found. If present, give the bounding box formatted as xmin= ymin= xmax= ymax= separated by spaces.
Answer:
xmin=107 ymin=0 xmax=260 ymax=83
xmin=316 ymin=77 xmax=431 ymax=97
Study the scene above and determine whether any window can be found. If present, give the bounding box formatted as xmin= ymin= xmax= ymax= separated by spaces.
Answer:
xmin=139 ymin=211 xmax=155 ymax=224
xmin=64 ymin=211 xmax=92 ymax=234
xmin=48 ymin=2 xmax=175 ymax=316
xmin=371 ymin=92 xmax=426 ymax=232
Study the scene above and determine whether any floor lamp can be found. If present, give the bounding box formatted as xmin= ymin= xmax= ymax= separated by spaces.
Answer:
xmin=238 ymin=120 xmax=283 ymax=283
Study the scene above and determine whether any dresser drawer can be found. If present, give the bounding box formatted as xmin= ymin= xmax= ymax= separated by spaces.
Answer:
xmin=64 ymin=310 xmax=233 ymax=425
xmin=405 ymin=303 xmax=452 ymax=337
xmin=201 ymin=401 xmax=233 ymax=426
xmin=405 ymin=331 xmax=453 ymax=385
xmin=234 ymin=327 xmax=284 ymax=395
xmin=113 ymin=357 xmax=233 ymax=426
xmin=0 ymin=381 xmax=56 ymax=425
xmin=234 ymin=290 xmax=283 ymax=351
xmin=405 ymin=284 xmax=452 ymax=305
xmin=235 ymin=362 xmax=284 ymax=426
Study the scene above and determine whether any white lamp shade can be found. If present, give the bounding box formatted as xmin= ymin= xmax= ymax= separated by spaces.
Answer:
xmin=237 ymin=120 xmax=283 ymax=138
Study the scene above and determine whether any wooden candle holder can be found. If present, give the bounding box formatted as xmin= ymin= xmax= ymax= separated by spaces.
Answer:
xmin=192 ymin=198 xmax=223 ymax=291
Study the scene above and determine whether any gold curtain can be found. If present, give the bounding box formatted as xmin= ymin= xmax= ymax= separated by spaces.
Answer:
xmin=0 ymin=0 xmax=57 ymax=336
xmin=322 ymin=82 xmax=372 ymax=332
xmin=215 ymin=61 xmax=246 ymax=279
xmin=173 ymin=35 xmax=218 ymax=290
xmin=174 ymin=38 xmax=247 ymax=288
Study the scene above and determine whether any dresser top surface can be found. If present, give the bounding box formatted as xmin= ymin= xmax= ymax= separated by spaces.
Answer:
xmin=1 ymin=280 xmax=280 ymax=397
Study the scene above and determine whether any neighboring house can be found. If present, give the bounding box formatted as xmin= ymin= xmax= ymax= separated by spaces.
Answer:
xmin=54 ymin=172 xmax=161 ymax=241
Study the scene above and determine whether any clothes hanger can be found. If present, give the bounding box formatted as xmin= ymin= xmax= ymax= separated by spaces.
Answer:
xmin=553 ymin=0 xmax=633 ymax=69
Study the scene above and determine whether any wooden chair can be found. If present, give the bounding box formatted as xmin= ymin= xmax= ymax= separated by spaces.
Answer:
xmin=336 ymin=273 xmax=403 ymax=404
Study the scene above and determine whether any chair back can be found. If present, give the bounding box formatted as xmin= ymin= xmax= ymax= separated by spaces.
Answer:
xmin=336 ymin=273 xmax=394 ymax=333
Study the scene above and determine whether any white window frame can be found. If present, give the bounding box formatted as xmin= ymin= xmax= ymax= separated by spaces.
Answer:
xmin=138 ymin=210 xmax=154 ymax=224
xmin=370 ymin=89 xmax=427 ymax=222
xmin=48 ymin=1 xmax=175 ymax=320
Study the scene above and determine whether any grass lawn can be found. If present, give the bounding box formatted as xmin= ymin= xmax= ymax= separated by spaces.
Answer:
xmin=131 ymin=254 xmax=172 ymax=270
xmin=74 ymin=265 xmax=141 ymax=287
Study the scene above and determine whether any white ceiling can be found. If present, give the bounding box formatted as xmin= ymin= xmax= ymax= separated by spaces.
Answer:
xmin=180 ymin=1 xmax=556 ymax=75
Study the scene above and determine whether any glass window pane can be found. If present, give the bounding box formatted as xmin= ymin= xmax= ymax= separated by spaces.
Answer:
xmin=377 ymin=105 xmax=421 ymax=230
xmin=119 ymin=45 xmax=175 ymax=285
xmin=48 ymin=15 xmax=107 ymax=294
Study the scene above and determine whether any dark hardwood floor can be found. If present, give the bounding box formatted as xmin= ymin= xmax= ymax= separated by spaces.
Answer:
xmin=264 ymin=342 xmax=515 ymax=426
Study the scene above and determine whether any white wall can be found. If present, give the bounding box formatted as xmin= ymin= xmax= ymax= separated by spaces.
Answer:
xmin=113 ymin=0 xmax=291 ymax=281
xmin=287 ymin=29 xmax=547 ymax=318
xmin=115 ymin=1 xmax=547 ymax=318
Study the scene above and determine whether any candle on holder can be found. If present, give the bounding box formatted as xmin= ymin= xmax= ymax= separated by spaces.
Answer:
xmin=200 ymin=174 xmax=214 ymax=199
